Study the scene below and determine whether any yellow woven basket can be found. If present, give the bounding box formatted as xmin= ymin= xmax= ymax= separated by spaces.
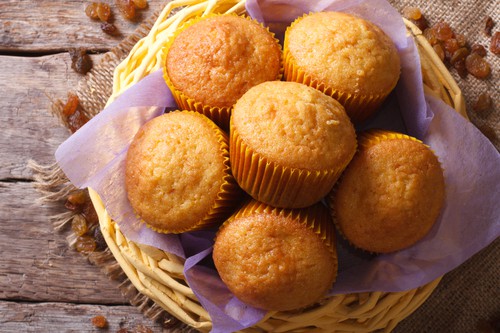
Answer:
xmin=88 ymin=0 xmax=467 ymax=332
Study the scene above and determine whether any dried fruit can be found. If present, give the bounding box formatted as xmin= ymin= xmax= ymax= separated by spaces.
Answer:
xmin=62 ymin=93 xmax=80 ymax=117
xmin=68 ymin=109 xmax=90 ymax=133
xmin=75 ymin=235 xmax=97 ymax=254
xmin=82 ymin=201 xmax=99 ymax=226
xmin=85 ymin=3 xmax=99 ymax=19
xmin=132 ymin=0 xmax=148 ymax=9
xmin=94 ymin=226 xmax=107 ymax=250
xmin=133 ymin=325 xmax=153 ymax=333
xmin=434 ymin=21 xmax=454 ymax=41
xmin=402 ymin=7 xmax=422 ymax=20
xmin=450 ymin=47 xmax=469 ymax=66
xmin=65 ymin=190 xmax=87 ymax=212
xmin=433 ymin=43 xmax=445 ymax=62
xmin=424 ymin=27 xmax=438 ymax=45
xmin=471 ymin=44 xmax=487 ymax=57
xmin=96 ymin=3 xmax=112 ymax=22
xmin=465 ymin=53 xmax=491 ymax=79
xmin=69 ymin=48 xmax=93 ymax=75
xmin=491 ymin=31 xmax=500 ymax=55
xmin=91 ymin=315 xmax=108 ymax=328
xmin=484 ymin=16 xmax=494 ymax=36
xmin=473 ymin=93 xmax=492 ymax=113
xmin=72 ymin=215 xmax=89 ymax=237
xmin=101 ymin=22 xmax=118 ymax=35
xmin=455 ymin=34 xmax=467 ymax=47
xmin=116 ymin=0 xmax=136 ymax=20
xmin=453 ymin=59 xmax=468 ymax=79
xmin=443 ymin=38 xmax=459 ymax=59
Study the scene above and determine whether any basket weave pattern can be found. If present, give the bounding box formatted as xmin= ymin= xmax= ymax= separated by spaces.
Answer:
xmin=90 ymin=1 xmax=467 ymax=332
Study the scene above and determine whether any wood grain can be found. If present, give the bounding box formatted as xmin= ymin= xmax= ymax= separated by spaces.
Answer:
xmin=0 ymin=182 xmax=127 ymax=304
xmin=0 ymin=53 xmax=103 ymax=180
xmin=0 ymin=301 xmax=167 ymax=332
xmin=0 ymin=0 xmax=166 ymax=53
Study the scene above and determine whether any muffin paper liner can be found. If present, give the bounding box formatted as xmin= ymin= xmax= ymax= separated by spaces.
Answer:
xmin=54 ymin=0 xmax=500 ymax=332
xmin=141 ymin=111 xmax=243 ymax=234
xmin=282 ymin=14 xmax=396 ymax=124
xmin=230 ymin=119 xmax=349 ymax=208
xmin=161 ymin=13 xmax=283 ymax=131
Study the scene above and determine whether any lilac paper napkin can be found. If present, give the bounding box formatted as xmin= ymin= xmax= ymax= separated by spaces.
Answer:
xmin=55 ymin=0 xmax=500 ymax=332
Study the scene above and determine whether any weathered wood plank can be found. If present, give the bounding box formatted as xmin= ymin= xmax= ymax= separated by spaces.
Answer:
xmin=0 ymin=181 xmax=127 ymax=304
xmin=0 ymin=53 xmax=103 ymax=180
xmin=0 ymin=301 xmax=168 ymax=332
xmin=0 ymin=0 xmax=166 ymax=53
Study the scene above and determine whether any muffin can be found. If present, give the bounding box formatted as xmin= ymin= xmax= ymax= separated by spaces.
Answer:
xmin=163 ymin=14 xmax=282 ymax=129
xmin=329 ymin=130 xmax=445 ymax=253
xmin=230 ymin=81 xmax=357 ymax=208
xmin=283 ymin=11 xmax=401 ymax=123
xmin=125 ymin=111 xmax=241 ymax=234
xmin=213 ymin=200 xmax=337 ymax=311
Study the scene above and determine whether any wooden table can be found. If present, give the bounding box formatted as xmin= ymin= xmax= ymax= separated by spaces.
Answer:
xmin=1 ymin=1 xmax=498 ymax=332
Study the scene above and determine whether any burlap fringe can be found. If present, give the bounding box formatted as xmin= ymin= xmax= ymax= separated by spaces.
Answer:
xmin=29 ymin=8 xmax=193 ymax=332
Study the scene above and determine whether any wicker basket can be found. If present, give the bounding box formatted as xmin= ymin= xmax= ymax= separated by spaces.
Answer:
xmin=89 ymin=0 xmax=467 ymax=332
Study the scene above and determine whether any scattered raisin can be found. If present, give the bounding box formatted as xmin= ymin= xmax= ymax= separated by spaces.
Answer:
xmin=132 ymin=0 xmax=148 ymax=9
xmin=133 ymin=325 xmax=153 ymax=333
xmin=72 ymin=215 xmax=89 ymax=237
xmin=65 ymin=190 xmax=87 ymax=211
xmin=473 ymin=93 xmax=492 ymax=113
xmin=490 ymin=31 xmax=500 ymax=55
xmin=453 ymin=59 xmax=468 ymax=79
xmin=433 ymin=43 xmax=445 ymax=62
xmin=116 ymin=329 xmax=129 ymax=333
xmin=116 ymin=0 xmax=136 ymax=20
xmin=484 ymin=16 xmax=494 ymax=37
xmin=68 ymin=109 xmax=90 ymax=133
xmin=443 ymin=38 xmax=459 ymax=59
xmin=85 ymin=3 xmax=99 ymax=20
xmin=450 ymin=47 xmax=469 ymax=66
xmin=465 ymin=53 xmax=491 ymax=79
xmin=62 ymin=93 xmax=80 ymax=117
xmin=434 ymin=21 xmax=454 ymax=41
xmin=471 ymin=44 xmax=487 ymax=57
xmin=91 ymin=315 xmax=108 ymax=328
xmin=424 ymin=27 xmax=438 ymax=45
xmin=75 ymin=235 xmax=97 ymax=254
xmin=69 ymin=48 xmax=93 ymax=75
xmin=455 ymin=34 xmax=467 ymax=47
xmin=94 ymin=226 xmax=107 ymax=250
xmin=96 ymin=3 xmax=112 ymax=22
xmin=101 ymin=22 xmax=118 ymax=35
xmin=402 ymin=7 xmax=422 ymax=20
xmin=82 ymin=201 xmax=99 ymax=226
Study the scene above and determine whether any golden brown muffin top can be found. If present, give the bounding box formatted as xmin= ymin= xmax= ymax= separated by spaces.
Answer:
xmin=231 ymin=81 xmax=356 ymax=171
xmin=332 ymin=134 xmax=445 ymax=253
xmin=125 ymin=111 xmax=227 ymax=233
xmin=286 ymin=11 xmax=400 ymax=96
xmin=165 ymin=15 xmax=281 ymax=108
xmin=213 ymin=201 xmax=337 ymax=311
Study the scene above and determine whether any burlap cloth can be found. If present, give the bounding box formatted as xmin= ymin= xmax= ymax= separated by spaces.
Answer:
xmin=35 ymin=0 xmax=499 ymax=332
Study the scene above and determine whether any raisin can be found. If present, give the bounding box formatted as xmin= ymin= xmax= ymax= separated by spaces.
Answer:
xmin=455 ymin=34 xmax=467 ymax=47
xmin=68 ymin=109 xmax=90 ymax=133
xmin=454 ymin=59 xmax=468 ymax=79
xmin=94 ymin=226 xmax=107 ymax=250
xmin=101 ymin=22 xmax=118 ymax=35
xmin=65 ymin=190 xmax=87 ymax=211
xmin=91 ymin=315 xmax=108 ymax=328
xmin=62 ymin=93 xmax=80 ymax=117
xmin=465 ymin=53 xmax=491 ymax=79
xmin=413 ymin=16 xmax=429 ymax=32
xmin=69 ymin=48 xmax=93 ymax=75
xmin=85 ymin=2 xmax=99 ymax=20
xmin=82 ymin=201 xmax=99 ymax=226
xmin=75 ymin=235 xmax=97 ymax=254
xmin=434 ymin=21 xmax=454 ymax=41
xmin=473 ymin=93 xmax=492 ymax=113
xmin=490 ymin=31 xmax=500 ymax=55
xmin=443 ymin=38 xmax=459 ymax=59
xmin=116 ymin=0 xmax=136 ymax=20
xmin=424 ymin=27 xmax=438 ymax=45
xmin=402 ymin=7 xmax=422 ymax=20
xmin=132 ymin=0 xmax=148 ymax=9
xmin=450 ymin=47 xmax=469 ymax=66
xmin=484 ymin=16 xmax=494 ymax=36
xmin=72 ymin=215 xmax=89 ymax=237
xmin=134 ymin=325 xmax=153 ymax=333
xmin=96 ymin=3 xmax=112 ymax=22
xmin=433 ymin=43 xmax=445 ymax=62
xmin=116 ymin=329 xmax=129 ymax=333
xmin=471 ymin=44 xmax=487 ymax=57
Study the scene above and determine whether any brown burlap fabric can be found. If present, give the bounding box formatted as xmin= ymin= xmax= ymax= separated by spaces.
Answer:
xmin=35 ymin=1 xmax=498 ymax=332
